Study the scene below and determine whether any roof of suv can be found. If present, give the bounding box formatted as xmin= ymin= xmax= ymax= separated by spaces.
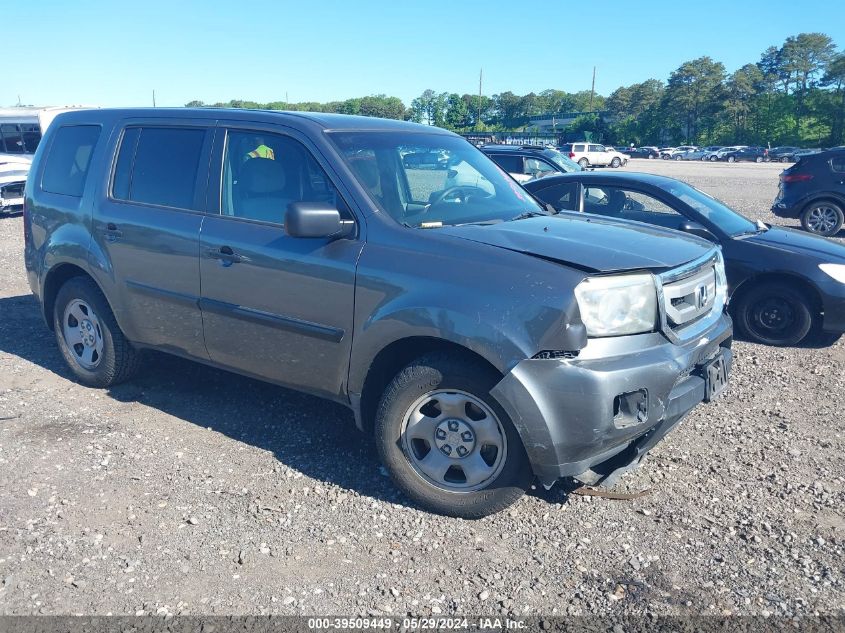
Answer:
xmin=49 ymin=107 xmax=443 ymax=134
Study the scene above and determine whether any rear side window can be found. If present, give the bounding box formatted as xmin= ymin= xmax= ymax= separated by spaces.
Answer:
xmin=41 ymin=125 xmax=101 ymax=197
xmin=112 ymin=126 xmax=206 ymax=210
xmin=489 ymin=154 xmax=523 ymax=173
xmin=832 ymin=156 xmax=845 ymax=173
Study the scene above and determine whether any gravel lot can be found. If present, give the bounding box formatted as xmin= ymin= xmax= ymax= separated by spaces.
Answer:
xmin=1 ymin=159 xmax=844 ymax=619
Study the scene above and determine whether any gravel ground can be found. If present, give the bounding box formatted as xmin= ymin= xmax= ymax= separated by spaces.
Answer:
xmin=1 ymin=160 xmax=844 ymax=619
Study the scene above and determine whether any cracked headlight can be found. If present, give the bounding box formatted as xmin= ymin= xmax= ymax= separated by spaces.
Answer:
xmin=574 ymin=273 xmax=658 ymax=337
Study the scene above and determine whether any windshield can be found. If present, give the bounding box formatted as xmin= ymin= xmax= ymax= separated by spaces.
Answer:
xmin=663 ymin=181 xmax=758 ymax=236
xmin=329 ymin=131 xmax=542 ymax=227
xmin=543 ymin=149 xmax=582 ymax=173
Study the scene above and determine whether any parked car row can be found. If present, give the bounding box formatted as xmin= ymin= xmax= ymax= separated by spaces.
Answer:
xmin=620 ymin=144 xmax=830 ymax=164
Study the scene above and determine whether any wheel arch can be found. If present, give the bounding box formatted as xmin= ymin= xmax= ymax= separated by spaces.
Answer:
xmin=42 ymin=263 xmax=102 ymax=331
xmin=355 ymin=336 xmax=501 ymax=434
xmin=730 ymin=271 xmax=823 ymax=321
xmin=801 ymin=195 xmax=845 ymax=216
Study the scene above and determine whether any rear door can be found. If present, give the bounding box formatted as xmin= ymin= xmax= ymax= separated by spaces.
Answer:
xmin=91 ymin=120 xmax=213 ymax=357
xmin=198 ymin=124 xmax=362 ymax=399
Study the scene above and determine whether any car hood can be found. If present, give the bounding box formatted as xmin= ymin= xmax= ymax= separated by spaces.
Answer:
xmin=439 ymin=213 xmax=714 ymax=273
xmin=744 ymin=226 xmax=845 ymax=263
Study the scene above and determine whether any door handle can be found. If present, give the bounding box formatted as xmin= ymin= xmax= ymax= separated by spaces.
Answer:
xmin=206 ymin=245 xmax=247 ymax=264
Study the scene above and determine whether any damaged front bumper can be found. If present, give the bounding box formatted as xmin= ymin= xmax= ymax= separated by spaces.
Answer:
xmin=491 ymin=313 xmax=733 ymax=487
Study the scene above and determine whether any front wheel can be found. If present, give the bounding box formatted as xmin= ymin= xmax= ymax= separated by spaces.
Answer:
xmin=755 ymin=156 xmax=763 ymax=163
xmin=674 ymin=154 xmax=683 ymax=161
xmin=801 ymin=201 xmax=844 ymax=237
xmin=610 ymin=157 xmax=621 ymax=168
xmin=53 ymin=276 xmax=142 ymax=387
xmin=375 ymin=353 xmax=531 ymax=518
xmin=727 ymin=156 xmax=736 ymax=163
xmin=734 ymin=283 xmax=813 ymax=346
xmin=780 ymin=156 xmax=789 ymax=163
xmin=710 ymin=155 xmax=718 ymax=162
xmin=647 ymin=154 xmax=654 ymax=159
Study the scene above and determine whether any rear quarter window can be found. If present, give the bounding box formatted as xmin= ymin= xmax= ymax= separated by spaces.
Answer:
xmin=41 ymin=125 xmax=101 ymax=197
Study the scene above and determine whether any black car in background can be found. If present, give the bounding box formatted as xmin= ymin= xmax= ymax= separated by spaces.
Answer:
xmin=525 ymin=171 xmax=845 ymax=346
xmin=624 ymin=147 xmax=660 ymax=159
xmin=768 ymin=146 xmax=801 ymax=163
xmin=721 ymin=147 xmax=769 ymax=163
xmin=773 ymin=149 xmax=845 ymax=237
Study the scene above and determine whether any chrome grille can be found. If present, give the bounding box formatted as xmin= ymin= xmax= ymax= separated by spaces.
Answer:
xmin=663 ymin=264 xmax=716 ymax=327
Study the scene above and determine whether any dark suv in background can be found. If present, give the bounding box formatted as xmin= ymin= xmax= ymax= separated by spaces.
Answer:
xmin=24 ymin=109 xmax=732 ymax=518
xmin=773 ymin=149 xmax=845 ymax=236
xmin=481 ymin=144 xmax=582 ymax=183
xmin=721 ymin=147 xmax=769 ymax=163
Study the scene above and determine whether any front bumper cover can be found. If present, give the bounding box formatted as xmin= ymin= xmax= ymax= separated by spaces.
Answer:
xmin=491 ymin=314 xmax=733 ymax=487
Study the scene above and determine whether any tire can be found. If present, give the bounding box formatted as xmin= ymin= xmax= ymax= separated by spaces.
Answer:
xmin=780 ymin=156 xmax=789 ymax=163
xmin=374 ymin=352 xmax=531 ymax=518
xmin=755 ymin=156 xmax=763 ymax=163
xmin=661 ymin=154 xmax=669 ymax=160
xmin=610 ymin=157 xmax=621 ymax=168
xmin=801 ymin=201 xmax=844 ymax=237
xmin=647 ymin=154 xmax=653 ymax=159
xmin=734 ymin=282 xmax=813 ymax=346
xmin=710 ymin=155 xmax=718 ymax=162
xmin=578 ymin=158 xmax=589 ymax=168
xmin=53 ymin=276 xmax=142 ymax=387
xmin=727 ymin=156 xmax=736 ymax=163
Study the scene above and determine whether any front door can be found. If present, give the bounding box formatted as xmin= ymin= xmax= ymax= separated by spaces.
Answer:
xmin=199 ymin=127 xmax=362 ymax=399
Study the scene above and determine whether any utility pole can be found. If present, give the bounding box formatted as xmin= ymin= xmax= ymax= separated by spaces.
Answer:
xmin=476 ymin=68 xmax=483 ymax=131
xmin=17 ymin=95 xmax=22 ymax=107
xmin=589 ymin=66 xmax=596 ymax=112
xmin=286 ymin=91 xmax=289 ymax=105
xmin=152 ymin=90 xmax=156 ymax=107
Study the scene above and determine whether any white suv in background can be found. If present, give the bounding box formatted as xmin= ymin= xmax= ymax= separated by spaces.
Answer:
xmin=561 ymin=143 xmax=628 ymax=168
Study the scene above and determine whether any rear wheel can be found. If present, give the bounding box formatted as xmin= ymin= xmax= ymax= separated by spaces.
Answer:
xmin=755 ymin=156 xmax=763 ymax=163
xmin=801 ymin=201 xmax=844 ymax=237
xmin=674 ymin=154 xmax=683 ymax=161
xmin=710 ymin=155 xmax=718 ymax=162
xmin=577 ymin=158 xmax=589 ymax=168
xmin=647 ymin=154 xmax=654 ymax=159
xmin=375 ymin=353 xmax=531 ymax=518
xmin=727 ymin=156 xmax=736 ymax=163
xmin=780 ymin=156 xmax=789 ymax=163
xmin=53 ymin=277 xmax=142 ymax=387
xmin=734 ymin=283 xmax=813 ymax=346
xmin=610 ymin=157 xmax=621 ymax=168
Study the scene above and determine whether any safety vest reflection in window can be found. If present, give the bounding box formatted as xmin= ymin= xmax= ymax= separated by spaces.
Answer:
xmin=247 ymin=144 xmax=275 ymax=160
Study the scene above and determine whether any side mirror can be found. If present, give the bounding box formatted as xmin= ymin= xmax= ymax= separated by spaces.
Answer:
xmin=285 ymin=202 xmax=354 ymax=239
xmin=679 ymin=220 xmax=716 ymax=242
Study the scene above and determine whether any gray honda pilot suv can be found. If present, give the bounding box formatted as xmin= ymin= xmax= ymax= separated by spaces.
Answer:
xmin=24 ymin=109 xmax=732 ymax=518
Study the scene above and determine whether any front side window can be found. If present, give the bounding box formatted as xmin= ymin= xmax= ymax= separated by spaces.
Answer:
xmin=583 ymin=186 xmax=679 ymax=219
xmin=589 ymin=144 xmax=604 ymax=153
xmin=21 ymin=124 xmax=42 ymax=153
xmin=112 ymin=126 xmax=206 ymax=210
xmin=41 ymin=125 xmax=101 ymax=197
xmin=524 ymin=157 xmax=557 ymax=179
xmin=330 ymin=131 xmax=541 ymax=227
xmin=221 ymin=130 xmax=349 ymax=225
xmin=662 ymin=182 xmax=758 ymax=236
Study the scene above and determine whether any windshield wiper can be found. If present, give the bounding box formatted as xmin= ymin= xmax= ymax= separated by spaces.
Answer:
xmin=509 ymin=209 xmax=552 ymax=222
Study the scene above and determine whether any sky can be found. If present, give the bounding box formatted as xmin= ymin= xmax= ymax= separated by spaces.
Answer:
xmin=5 ymin=0 xmax=845 ymax=109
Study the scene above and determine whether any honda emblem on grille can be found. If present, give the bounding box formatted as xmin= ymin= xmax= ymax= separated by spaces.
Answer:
xmin=696 ymin=284 xmax=708 ymax=309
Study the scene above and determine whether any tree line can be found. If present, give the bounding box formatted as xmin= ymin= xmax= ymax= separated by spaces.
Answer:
xmin=187 ymin=32 xmax=845 ymax=147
